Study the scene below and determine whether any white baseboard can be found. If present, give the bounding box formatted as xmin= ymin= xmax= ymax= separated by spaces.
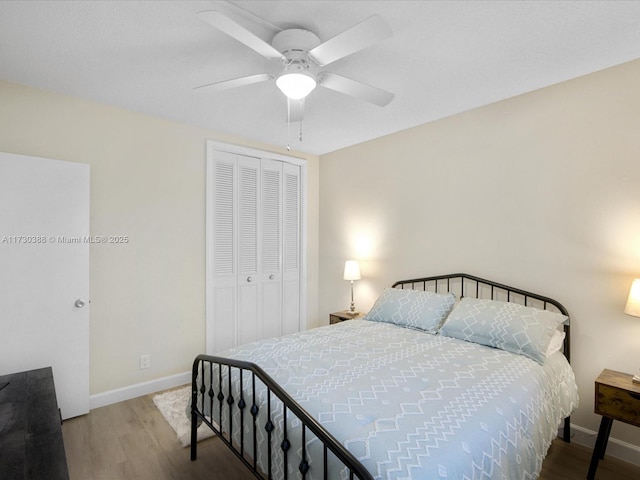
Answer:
xmin=567 ymin=423 xmax=640 ymax=467
xmin=90 ymin=371 xmax=191 ymax=410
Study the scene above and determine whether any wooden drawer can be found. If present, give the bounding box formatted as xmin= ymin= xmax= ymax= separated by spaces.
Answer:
xmin=595 ymin=381 xmax=640 ymax=427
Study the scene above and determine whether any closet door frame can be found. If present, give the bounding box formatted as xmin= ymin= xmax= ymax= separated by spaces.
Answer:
xmin=205 ymin=140 xmax=307 ymax=354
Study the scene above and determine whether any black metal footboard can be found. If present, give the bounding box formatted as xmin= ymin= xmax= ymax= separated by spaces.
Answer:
xmin=190 ymin=354 xmax=373 ymax=480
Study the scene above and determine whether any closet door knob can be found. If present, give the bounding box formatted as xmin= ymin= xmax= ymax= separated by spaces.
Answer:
xmin=269 ymin=274 xmax=274 ymax=280
xmin=247 ymin=276 xmax=252 ymax=283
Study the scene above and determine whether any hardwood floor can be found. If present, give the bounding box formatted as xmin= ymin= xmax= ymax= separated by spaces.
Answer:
xmin=62 ymin=388 xmax=252 ymax=480
xmin=62 ymin=388 xmax=640 ymax=479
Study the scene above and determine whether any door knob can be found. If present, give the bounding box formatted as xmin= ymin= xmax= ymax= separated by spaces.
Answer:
xmin=75 ymin=299 xmax=86 ymax=308
xmin=269 ymin=274 xmax=275 ymax=280
xmin=247 ymin=276 xmax=252 ymax=283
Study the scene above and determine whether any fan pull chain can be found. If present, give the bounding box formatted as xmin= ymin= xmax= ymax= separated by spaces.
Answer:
xmin=299 ymin=98 xmax=304 ymax=143
xmin=286 ymin=97 xmax=291 ymax=151
xmin=285 ymin=98 xmax=305 ymax=150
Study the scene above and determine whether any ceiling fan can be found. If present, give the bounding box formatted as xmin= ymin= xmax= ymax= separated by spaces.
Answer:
xmin=194 ymin=10 xmax=395 ymax=108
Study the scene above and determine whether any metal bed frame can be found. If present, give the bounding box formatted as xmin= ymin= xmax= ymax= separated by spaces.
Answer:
xmin=190 ymin=273 xmax=572 ymax=479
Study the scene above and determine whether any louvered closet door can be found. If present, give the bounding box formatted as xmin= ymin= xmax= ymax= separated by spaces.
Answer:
xmin=207 ymin=144 xmax=303 ymax=354
xmin=282 ymin=162 xmax=301 ymax=335
xmin=210 ymin=151 xmax=237 ymax=354
xmin=261 ymin=159 xmax=283 ymax=339
xmin=237 ymin=155 xmax=261 ymax=346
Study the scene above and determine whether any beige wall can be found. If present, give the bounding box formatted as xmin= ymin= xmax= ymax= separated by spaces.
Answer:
xmin=319 ymin=59 xmax=640 ymax=449
xmin=3 ymin=53 xmax=640 ymax=451
xmin=0 ymin=80 xmax=320 ymax=395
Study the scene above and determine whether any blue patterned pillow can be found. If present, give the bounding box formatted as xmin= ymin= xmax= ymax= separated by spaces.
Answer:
xmin=440 ymin=298 xmax=567 ymax=364
xmin=363 ymin=288 xmax=456 ymax=333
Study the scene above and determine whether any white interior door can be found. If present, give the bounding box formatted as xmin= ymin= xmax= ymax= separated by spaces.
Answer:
xmin=0 ymin=151 xmax=90 ymax=419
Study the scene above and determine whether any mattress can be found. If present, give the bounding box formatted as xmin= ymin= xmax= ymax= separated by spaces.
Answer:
xmin=196 ymin=319 xmax=579 ymax=480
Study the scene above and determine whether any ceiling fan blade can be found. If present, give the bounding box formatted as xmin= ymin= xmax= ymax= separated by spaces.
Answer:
xmin=318 ymin=72 xmax=394 ymax=106
xmin=308 ymin=15 xmax=392 ymax=66
xmin=194 ymin=73 xmax=274 ymax=92
xmin=197 ymin=10 xmax=284 ymax=60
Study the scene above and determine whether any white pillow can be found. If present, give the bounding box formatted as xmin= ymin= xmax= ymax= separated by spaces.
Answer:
xmin=440 ymin=298 xmax=567 ymax=364
xmin=545 ymin=329 xmax=566 ymax=357
xmin=364 ymin=288 xmax=456 ymax=333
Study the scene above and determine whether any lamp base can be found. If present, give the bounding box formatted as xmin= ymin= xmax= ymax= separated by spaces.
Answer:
xmin=633 ymin=374 xmax=640 ymax=384
xmin=346 ymin=309 xmax=359 ymax=317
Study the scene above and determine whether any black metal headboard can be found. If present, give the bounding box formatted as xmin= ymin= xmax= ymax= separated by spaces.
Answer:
xmin=392 ymin=273 xmax=572 ymax=443
xmin=391 ymin=273 xmax=571 ymax=363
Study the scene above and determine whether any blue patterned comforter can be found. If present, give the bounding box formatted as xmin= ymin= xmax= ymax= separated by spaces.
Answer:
xmin=204 ymin=319 xmax=578 ymax=479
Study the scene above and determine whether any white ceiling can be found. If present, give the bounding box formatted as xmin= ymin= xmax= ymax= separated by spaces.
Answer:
xmin=1 ymin=1 xmax=640 ymax=156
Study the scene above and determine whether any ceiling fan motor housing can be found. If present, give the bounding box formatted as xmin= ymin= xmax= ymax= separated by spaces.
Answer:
xmin=272 ymin=28 xmax=322 ymax=71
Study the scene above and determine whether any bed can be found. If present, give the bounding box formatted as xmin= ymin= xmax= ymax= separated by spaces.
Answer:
xmin=190 ymin=273 xmax=579 ymax=479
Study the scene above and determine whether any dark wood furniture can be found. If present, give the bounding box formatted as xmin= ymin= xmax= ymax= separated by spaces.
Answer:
xmin=588 ymin=368 xmax=640 ymax=479
xmin=0 ymin=367 xmax=69 ymax=480
xmin=329 ymin=310 xmax=365 ymax=324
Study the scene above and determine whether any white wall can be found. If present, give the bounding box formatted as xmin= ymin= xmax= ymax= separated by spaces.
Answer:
xmin=319 ymin=59 xmax=640 ymax=450
xmin=0 ymin=79 xmax=320 ymax=395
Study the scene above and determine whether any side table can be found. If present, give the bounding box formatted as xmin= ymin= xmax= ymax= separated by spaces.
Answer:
xmin=329 ymin=310 xmax=365 ymax=324
xmin=587 ymin=368 xmax=640 ymax=479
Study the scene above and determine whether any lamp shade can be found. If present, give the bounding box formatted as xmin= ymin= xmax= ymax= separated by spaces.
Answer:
xmin=343 ymin=260 xmax=361 ymax=281
xmin=624 ymin=278 xmax=640 ymax=317
xmin=276 ymin=72 xmax=317 ymax=100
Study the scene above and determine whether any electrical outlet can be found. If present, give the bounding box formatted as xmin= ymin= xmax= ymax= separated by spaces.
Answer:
xmin=140 ymin=354 xmax=150 ymax=369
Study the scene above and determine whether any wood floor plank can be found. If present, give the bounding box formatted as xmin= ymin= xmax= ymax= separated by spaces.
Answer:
xmin=106 ymin=398 xmax=146 ymax=439
xmin=62 ymin=414 xmax=96 ymax=480
xmin=93 ymin=460 xmax=138 ymax=480
xmin=86 ymin=403 xmax=128 ymax=471
xmin=62 ymin=389 xmax=640 ymax=480
xmin=541 ymin=438 xmax=640 ymax=480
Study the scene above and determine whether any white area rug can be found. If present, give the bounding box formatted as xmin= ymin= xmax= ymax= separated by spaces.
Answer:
xmin=153 ymin=386 xmax=216 ymax=447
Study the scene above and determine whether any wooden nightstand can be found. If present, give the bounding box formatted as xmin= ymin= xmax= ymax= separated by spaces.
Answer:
xmin=587 ymin=369 xmax=640 ymax=479
xmin=329 ymin=310 xmax=365 ymax=324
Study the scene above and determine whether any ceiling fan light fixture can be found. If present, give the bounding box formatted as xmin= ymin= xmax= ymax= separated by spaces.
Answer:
xmin=276 ymin=71 xmax=317 ymax=100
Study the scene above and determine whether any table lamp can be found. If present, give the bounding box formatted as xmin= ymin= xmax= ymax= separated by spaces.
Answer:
xmin=343 ymin=260 xmax=361 ymax=315
xmin=624 ymin=278 xmax=640 ymax=383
